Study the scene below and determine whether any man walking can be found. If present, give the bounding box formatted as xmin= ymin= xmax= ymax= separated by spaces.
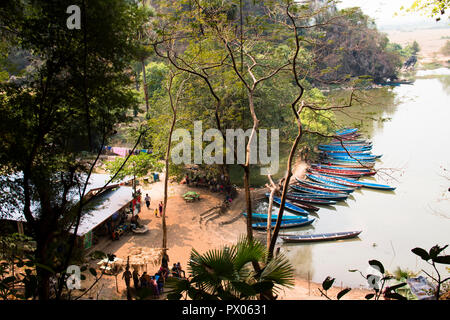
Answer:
xmin=145 ymin=193 xmax=151 ymax=209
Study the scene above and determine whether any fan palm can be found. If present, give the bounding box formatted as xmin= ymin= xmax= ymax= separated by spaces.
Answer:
xmin=166 ymin=236 xmax=294 ymax=300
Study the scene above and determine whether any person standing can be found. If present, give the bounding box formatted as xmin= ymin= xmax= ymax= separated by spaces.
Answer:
xmin=132 ymin=269 xmax=140 ymax=290
xmin=154 ymin=208 xmax=158 ymax=217
xmin=145 ymin=193 xmax=151 ymax=209
xmin=122 ymin=267 xmax=132 ymax=299
xmin=158 ymin=201 xmax=163 ymax=217
xmin=161 ymin=249 xmax=169 ymax=270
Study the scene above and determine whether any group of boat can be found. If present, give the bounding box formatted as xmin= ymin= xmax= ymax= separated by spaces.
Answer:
xmin=244 ymin=127 xmax=396 ymax=243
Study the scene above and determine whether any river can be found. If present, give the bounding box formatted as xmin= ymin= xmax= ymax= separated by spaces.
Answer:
xmin=256 ymin=68 xmax=450 ymax=289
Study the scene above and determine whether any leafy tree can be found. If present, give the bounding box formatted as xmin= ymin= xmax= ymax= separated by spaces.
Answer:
xmin=412 ymin=244 xmax=450 ymax=299
xmin=105 ymin=152 xmax=163 ymax=194
xmin=403 ymin=0 xmax=450 ymax=21
xmin=0 ymin=0 xmax=148 ymax=299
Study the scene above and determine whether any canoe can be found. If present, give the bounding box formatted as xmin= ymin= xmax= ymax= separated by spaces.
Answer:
xmin=320 ymin=149 xmax=373 ymax=154
xmin=306 ymin=173 xmax=362 ymax=188
xmin=308 ymin=168 xmax=373 ymax=178
xmin=324 ymin=142 xmax=373 ymax=148
xmin=267 ymin=195 xmax=310 ymax=215
xmin=252 ymin=218 xmax=315 ymax=230
xmin=242 ymin=212 xmax=302 ymax=220
xmin=336 ymin=128 xmax=358 ymax=136
xmin=318 ymin=146 xmax=372 ymax=152
xmin=329 ymin=139 xmax=371 ymax=145
xmin=310 ymin=167 xmax=376 ymax=177
xmin=287 ymin=191 xmax=348 ymax=201
xmin=290 ymin=184 xmax=349 ymax=195
xmin=296 ymin=177 xmax=355 ymax=193
xmin=316 ymin=174 xmax=396 ymax=191
xmin=280 ymin=231 xmax=362 ymax=243
xmin=320 ymin=160 xmax=375 ymax=168
xmin=286 ymin=193 xmax=338 ymax=205
xmin=322 ymin=154 xmax=381 ymax=161
xmin=311 ymin=164 xmax=372 ymax=172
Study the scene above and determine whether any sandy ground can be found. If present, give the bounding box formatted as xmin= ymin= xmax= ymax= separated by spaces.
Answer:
xmin=75 ymin=159 xmax=373 ymax=300
xmin=385 ymin=28 xmax=450 ymax=66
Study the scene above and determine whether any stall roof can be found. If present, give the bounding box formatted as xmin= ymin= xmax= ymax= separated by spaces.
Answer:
xmin=0 ymin=173 xmax=132 ymax=236
xmin=74 ymin=185 xmax=133 ymax=236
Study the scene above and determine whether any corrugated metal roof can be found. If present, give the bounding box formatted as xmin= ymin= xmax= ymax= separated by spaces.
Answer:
xmin=1 ymin=173 xmax=133 ymax=236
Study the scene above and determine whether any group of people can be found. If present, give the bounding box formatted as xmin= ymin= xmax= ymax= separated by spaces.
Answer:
xmin=183 ymin=173 xmax=236 ymax=203
xmin=121 ymin=251 xmax=186 ymax=299
xmin=144 ymin=193 xmax=164 ymax=217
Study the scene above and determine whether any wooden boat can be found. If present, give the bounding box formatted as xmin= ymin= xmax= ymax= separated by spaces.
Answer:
xmin=252 ymin=218 xmax=315 ymax=230
xmin=318 ymin=145 xmax=372 ymax=152
xmin=317 ymin=174 xmax=396 ymax=191
xmin=311 ymin=164 xmax=372 ymax=172
xmin=311 ymin=167 xmax=376 ymax=177
xmin=322 ymin=154 xmax=381 ymax=161
xmin=280 ymin=231 xmax=362 ymax=243
xmin=336 ymin=128 xmax=358 ymax=136
xmin=329 ymin=139 xmax=371 ymax=145
xmin=320 ymin=160 xmax=375 ymax=168
xmin=308 ymin=168 xmax=372 ymax=178
xmin=267 ymin=195 xmax=310 ymax=215
xmin=320 ymin=149 xmax=373 ymax=154
xmin=306 ymin=173 xmax=362 ymax=188
xmin=286 ymin=193 xmax=338 ymax=205
xmin=287 ymin=191 xmax=348 ymax=201
xmin=242 ymin=212 xmax=302 ymax=220
xmin=290 ymin=184 xmax=349 ymax=195
xmin=296 ymin=177 xmax=355 ymax=193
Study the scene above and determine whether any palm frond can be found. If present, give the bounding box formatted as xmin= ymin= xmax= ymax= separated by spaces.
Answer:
xmin=260 ymin=252 xmax=295 ymax=293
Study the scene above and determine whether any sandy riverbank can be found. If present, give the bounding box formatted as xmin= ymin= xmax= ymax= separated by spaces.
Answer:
xmin=79 ymin=160 xmax=372 ymax=300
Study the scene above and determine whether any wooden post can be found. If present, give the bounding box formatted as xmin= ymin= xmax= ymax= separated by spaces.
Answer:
xmin=308 ymin=271 xmax=310 ymax=296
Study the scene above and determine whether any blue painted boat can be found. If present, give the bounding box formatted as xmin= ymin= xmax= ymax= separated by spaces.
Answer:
xmin=316 ymin=174 xmax=396 ymax=191
xmin=290 ymin=184 xmax=348 ymax=196
xmin=336 ymin=128 xmax=358 ymax=136
xmin=285 ymin=193 xmax=338 ymax=205
xmin=311 ymin=164 xmax=372 ymax=172
xmin=287 ymin=191 xmax=348 ymax=201
xmin=321 ymin=160 xmax=375 ymax=168
xmin=319 ymin=147 xmax=373 ymax=154
xmin=242 ymin=212 xmax=302 ymax=220
xmin=306 ymin=173 xmax=362 ymax=188
xmin=320 ymin=149 xmax=373 ymax=154
xmin=329 ymin=139 xmax=370 ymax=145
xmin=322 ymin=154 xmax=381 ymax=160
xmin=280 ymin=230 xmax=362 ymax=243
xmin=252 ymin=218 xmax=315 ymax=230
xmin=266 ymin=195 xmax=310 ymax=215
xmin=296 ymin=176 xmax=355 ymax=193
xmin=308 ymin=168 xmax=372 ymax=178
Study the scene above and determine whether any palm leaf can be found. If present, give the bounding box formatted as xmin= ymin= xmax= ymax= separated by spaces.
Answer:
xmin=260 ymin=252 xmax=295 ymax=293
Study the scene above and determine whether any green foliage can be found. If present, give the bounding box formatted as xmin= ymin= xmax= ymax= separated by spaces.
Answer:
xmin=165 ymin=236 xmax=294 ymax=300
xmin=0 ymin=0 xmax=149 ymax=299
xmin=104 ymin=152 xmax=163 ymax=182
xmin=403 ymin=0 xmax=450 ymax=21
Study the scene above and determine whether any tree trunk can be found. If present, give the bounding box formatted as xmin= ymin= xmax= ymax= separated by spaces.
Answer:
xmin=141 ymin=60 xmax=149 ymax=113
xmin=36 ymin=240 xmax=51 ymax=300
xmin=243 ymin=165 xmax=253 ymax=241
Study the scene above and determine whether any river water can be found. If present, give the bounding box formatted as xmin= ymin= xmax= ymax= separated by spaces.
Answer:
xmin=257 ymin=68 xmax=450 ymax=288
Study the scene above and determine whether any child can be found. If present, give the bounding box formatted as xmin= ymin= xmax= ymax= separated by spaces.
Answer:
xmin=158 ymin=201 xmax=163 ymax=216
xmin=154 ymin=208 xmax=158 ymax=217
